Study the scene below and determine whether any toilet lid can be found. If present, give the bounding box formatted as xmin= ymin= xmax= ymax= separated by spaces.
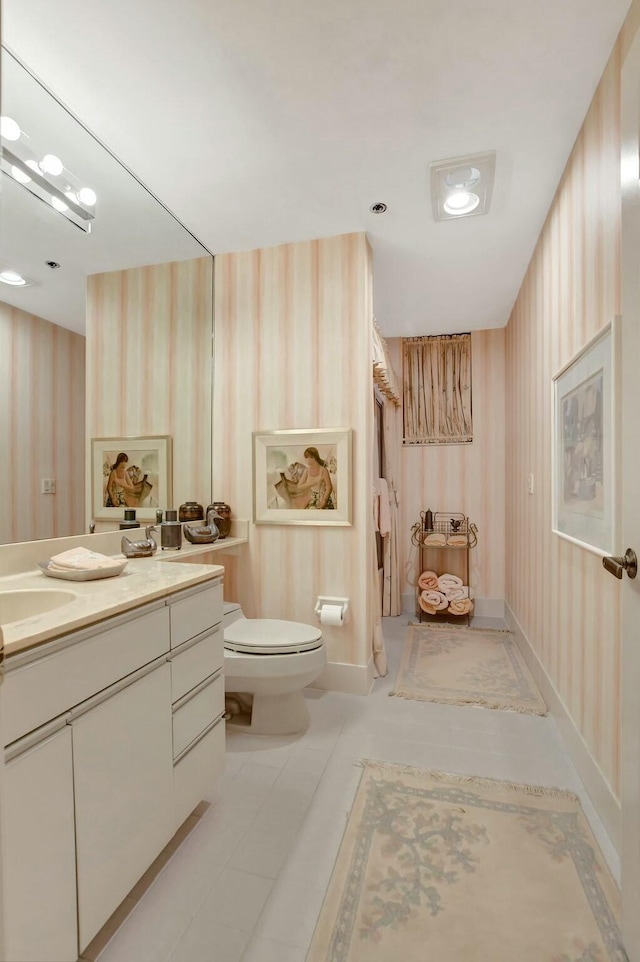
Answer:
xmin=223 ymin=618 xmax=323 ymax=655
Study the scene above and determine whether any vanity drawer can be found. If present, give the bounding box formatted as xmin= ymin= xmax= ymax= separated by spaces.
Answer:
xmin=173 ymin=716 xmax=225 ymax=829
xmin=3 ymin=606 xmax=170 ymax=746
xmin=169 ymin=628 xmax=223 ymax=703
xmin=168 ymin=583 xmax=222 ymax=649
xmin=172 ymin=673 xmax=224 ymax=758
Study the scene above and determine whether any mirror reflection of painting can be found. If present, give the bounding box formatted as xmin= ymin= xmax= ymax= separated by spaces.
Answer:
xmin=267 ymin=445 xmax=337 ymax=510
xmin=103 ymin=449 xmax=158 ymax=509
xmin=561 ymin=369 xmax=603 ymax=518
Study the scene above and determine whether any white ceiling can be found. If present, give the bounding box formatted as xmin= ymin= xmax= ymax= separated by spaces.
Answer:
xmin=3 ymin=0 xmax=632 ymax=337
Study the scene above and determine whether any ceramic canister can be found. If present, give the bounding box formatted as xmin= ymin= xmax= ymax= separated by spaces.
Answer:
xmin=178 ymin=501 xmax=204 ymax=522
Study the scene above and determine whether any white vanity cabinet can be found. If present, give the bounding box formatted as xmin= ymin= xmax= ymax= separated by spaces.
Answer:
xmin=1 ymin=574 xmax=225 ymax=961
xmin=71 ymin=660 xmax=174 ymax=949
xmin=3 ymin=725 xmax=78 ymax=962
xmin=167 ymin=582 xmax=225 ymax=827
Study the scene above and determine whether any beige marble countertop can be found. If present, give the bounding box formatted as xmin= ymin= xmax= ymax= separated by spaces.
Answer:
xmin=1 ymin=558 xmax=224 ymax=657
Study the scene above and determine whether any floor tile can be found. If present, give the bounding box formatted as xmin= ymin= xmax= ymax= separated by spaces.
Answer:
xmin=194 ymin=867 xmax=274 ymax=932
xmin=241 ymin=935 xmax=307 ymax=962
xmin=168 ymin=921 xmax=249 ymax=962
xmin=228 ymin=828 xmax=294 ymax=879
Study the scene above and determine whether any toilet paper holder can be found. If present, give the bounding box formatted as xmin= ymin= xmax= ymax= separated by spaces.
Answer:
xmin=314 ymin=596 xmax=350 ymax=625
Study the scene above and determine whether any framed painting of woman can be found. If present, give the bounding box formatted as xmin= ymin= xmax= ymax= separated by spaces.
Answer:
xmin=253 ymin=428 xmax=352 ymax=525
xmin=91 ymin=435 xmax=172 ymax=522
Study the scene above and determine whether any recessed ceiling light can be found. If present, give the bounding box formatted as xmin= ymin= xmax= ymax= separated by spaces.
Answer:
xmin=443 ymin=191 xmax=480 ymax=216
xmin=0 ymin=270 xmax=27 ymax=287
xmin=370 ymin=202 xmax=387 ymax=214
xmin=430 ymin=151 xmax=496 ymax=222
xmin=444 ymin=166 xmax=480 ymax=190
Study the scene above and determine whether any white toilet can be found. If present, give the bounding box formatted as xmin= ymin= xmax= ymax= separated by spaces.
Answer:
xmin=222 ymin=602 xmax=327 ymax=735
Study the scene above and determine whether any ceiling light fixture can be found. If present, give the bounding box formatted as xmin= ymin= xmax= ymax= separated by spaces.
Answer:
xmin=0 ymin=119 xmax=97 ymax=233
xmin=0 ymin=269 xmax=27 ymax=287
xmin=430 ymin=151 xmax=496 ymax=222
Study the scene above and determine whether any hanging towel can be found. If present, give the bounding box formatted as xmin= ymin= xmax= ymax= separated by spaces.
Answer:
xmin=377 ymin=478 xmax=391 ymax=537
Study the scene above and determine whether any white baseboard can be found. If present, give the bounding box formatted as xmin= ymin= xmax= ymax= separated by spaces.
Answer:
xmin=505 ymin=602 xmax=621 ymax=854
xmin=309 ymin=658 xmax=373 ymax=696
xmin=402 ymin=592 xmax=504 ymax=620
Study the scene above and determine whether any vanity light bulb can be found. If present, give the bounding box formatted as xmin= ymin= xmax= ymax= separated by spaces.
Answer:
xmin=11 ymin=165 xmax=31 ymax=184
xmin=51 ymin=196 xmax=68 ymax=213
xmin=25 ymin=160 xmax=40 ymax=174
xmin=78 ymin=187 xmax=97 ymax=206
xmin=41 ymin=154 xmax=64 ymax=176
xmin=0 ymin=116 xmax=21 ymax=141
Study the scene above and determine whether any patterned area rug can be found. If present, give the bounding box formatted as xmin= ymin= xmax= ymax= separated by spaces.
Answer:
xmin=391 ymin=624 xmax=547 ymax=715
xmin=307 ymin=762 xmax=626 ymax=962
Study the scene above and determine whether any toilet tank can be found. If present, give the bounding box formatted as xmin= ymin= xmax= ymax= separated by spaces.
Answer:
xmin=222 ymin=602 xmax=245 ymax=628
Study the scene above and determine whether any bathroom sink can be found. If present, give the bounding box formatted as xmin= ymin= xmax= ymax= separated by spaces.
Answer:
xmin=0 ymin=589 xmax=77 ymax=625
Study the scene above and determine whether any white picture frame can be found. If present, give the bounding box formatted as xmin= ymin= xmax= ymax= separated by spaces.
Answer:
xmin=253 ymin=428 xmax=352 ymax=526
xmin=551 ymin=318 xmax=619 ymax=556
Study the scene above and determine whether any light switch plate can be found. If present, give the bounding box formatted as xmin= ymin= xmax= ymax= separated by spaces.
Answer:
xmin=41 ymin=478 xmax=56 ymax=494
xmin=527 ymin=473 xmax=534 ymax=495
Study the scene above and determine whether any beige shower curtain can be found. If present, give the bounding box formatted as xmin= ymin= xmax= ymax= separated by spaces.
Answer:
xmin=382 ymin=397 xmax=402 ymax=616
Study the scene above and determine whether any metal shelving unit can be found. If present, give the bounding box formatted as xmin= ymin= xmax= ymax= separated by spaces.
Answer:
xmin=411 ymin=512 xmax=478 ymax=625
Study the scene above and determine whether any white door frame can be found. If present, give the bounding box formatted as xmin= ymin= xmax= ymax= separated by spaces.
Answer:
xmin=620 ymin=24 xmax=640 ymax=962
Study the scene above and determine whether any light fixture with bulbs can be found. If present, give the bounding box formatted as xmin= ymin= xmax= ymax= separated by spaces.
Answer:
xmin=430 ymin=151 xmax=496 ymax=222
xmin=0 ymin=114 xmax=97 ymax=232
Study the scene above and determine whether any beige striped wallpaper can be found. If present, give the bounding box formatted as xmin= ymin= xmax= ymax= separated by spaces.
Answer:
xmin=85 ymin=256 xmax=214 ymax=527
xmin=387 ymin=330 xmax=506 ymax=606
xmin=212 ymin=233 xmax=374 ymax=671
xmin=0 ymin=301 xmax=85 ymax=544
xmin=504 ymin=14 xmax=640 ymax=798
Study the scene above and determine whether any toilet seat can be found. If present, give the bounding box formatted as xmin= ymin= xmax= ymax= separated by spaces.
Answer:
xmin=223 ymin=618 xmax=323 ymax=655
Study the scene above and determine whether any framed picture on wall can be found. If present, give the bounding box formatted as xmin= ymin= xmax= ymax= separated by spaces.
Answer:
xmin=91 ymin=435 xmax=172 ymax=522
xmin=551 ymin=318 xmax=619 ymax=556
xmin=253 ymin=428 xmax=352 ymax=525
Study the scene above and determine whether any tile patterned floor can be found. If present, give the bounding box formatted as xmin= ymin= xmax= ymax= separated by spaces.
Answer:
xmin=88 ymin=615 xmax=619 ymax=962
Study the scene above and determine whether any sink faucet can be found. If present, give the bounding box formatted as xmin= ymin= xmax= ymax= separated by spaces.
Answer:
xmin=89 ymin=521 xmax=96 ymax=534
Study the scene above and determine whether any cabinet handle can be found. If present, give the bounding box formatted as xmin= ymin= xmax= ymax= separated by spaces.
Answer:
xmin=173 ymin=713 xmax=224 ymax=765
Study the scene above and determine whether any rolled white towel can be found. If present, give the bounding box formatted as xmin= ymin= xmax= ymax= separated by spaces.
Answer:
xmin=419 ymin=589 xmax=448 ymax=613
xmin=418 ymin=570 xmax=439 ymax=590
xmin=449 ymin=598 xmax=474 ymax=616
xmin=437 ymin=573 xmax=463 ymax=592
xmin=440 ymin=585 xmax=469 ymax=602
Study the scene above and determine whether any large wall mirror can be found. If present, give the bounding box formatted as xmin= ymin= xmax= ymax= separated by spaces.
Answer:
xmin=0 ymin=48 xmax=212 ymax=545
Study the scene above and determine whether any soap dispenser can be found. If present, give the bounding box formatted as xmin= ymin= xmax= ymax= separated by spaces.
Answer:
xmin=161 ymin=509 xmax=182 ymax=550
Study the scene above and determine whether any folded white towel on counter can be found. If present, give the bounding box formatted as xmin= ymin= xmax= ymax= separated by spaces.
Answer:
xmin=437 ymin=573 xmax=463 ymax=591
xmin=49 ymin=547 xmax=123 ymax=570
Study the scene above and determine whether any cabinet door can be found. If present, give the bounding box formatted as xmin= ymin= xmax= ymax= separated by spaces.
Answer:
xmin=72 ymin=664 xmax=174 ymax=951
xmin=3 ymin=727 xmax=77 ymax=962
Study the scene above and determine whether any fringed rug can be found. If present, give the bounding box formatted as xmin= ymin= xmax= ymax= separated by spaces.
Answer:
xmin=391 ymin=624 xmax=547 ymax=715
xmin=307 ymin=761 xmax=626 ymax=962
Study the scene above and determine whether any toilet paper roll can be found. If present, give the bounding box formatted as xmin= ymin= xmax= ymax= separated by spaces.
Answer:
xmin=319 ymin=603 xmax=344 ymax=626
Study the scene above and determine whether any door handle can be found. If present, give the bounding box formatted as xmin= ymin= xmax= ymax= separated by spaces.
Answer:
xmin=602 ymin=548 xmax=638 ymax=580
